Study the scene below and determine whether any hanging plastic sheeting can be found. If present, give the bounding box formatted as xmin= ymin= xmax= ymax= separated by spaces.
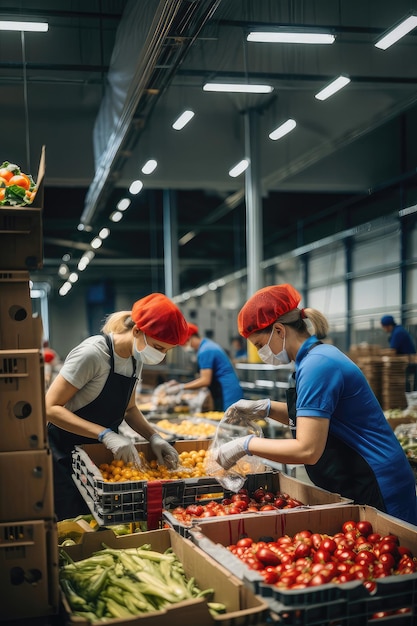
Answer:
xmin=92 ymin=0 xmax=160 ymax=166
xmin=81 ymin=0 xmax=222 ymax=228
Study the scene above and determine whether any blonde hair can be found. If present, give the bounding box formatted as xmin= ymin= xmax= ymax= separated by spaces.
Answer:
xmin=101 ymin=311 xmax=135 ymax=334
xmin=278 ymin=307 xmax=329 ymax=340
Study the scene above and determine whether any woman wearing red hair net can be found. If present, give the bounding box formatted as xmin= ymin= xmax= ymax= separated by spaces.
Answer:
xmin=214 ymin=284 xmax=417 ymax=525
xmin=46 ymin=293 xmax=189 ymax=520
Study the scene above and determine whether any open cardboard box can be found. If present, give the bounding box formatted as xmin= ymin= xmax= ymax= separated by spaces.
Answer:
xmin=59 ymin=527 xmax=269 ymax=626
xmin=190 ymin=504 xmax=417 ymax=614
xmin=163 ymin=470 xmax=352 ymax=537
xmin=0 ymin=145 xmax=45 ymax=269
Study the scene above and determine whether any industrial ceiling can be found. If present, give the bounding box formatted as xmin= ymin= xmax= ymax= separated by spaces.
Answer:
xmin=2 ymin=0 xmax=417 ymax=300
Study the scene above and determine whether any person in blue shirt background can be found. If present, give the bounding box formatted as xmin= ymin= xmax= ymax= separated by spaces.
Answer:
xmin=380 ymin=315 xmax=416 ymax=355
xmin=166 ymin=323 xmax=243 ymax=411
xmin=214 ymin=284 xmax=417 ymax=526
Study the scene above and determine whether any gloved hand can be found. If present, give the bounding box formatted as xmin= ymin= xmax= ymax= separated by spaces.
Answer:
xmin=101 ymin=431 xmax=141 ymax=466
xmin=214 ymin=434 xmax=255 ymax=471
xmin=149 ymin=433 xmax=179 ymax=469
xmin=225 ymin=398 xmax=270 ymax=419
xmin=164 ymin=383 xmax=184 ymax=396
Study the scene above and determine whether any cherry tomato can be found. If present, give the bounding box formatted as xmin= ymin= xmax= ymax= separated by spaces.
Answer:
xmin=236 ymin=537 xmax=253 ymax=548
xmin=356 ymin=520 xmax=373 ymax=537
xmin=0 ymin=168 xmax=14 ymax=181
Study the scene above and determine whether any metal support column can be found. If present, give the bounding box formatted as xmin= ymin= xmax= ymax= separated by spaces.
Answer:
xmin=163 ymin=189 xmax=179 ymax=298
xmin=244 ymin=108 xmax=263 ymax=298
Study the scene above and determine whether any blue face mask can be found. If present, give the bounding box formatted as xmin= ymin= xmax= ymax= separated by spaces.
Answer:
xmin=133 ymin=335 xmax=165 ymax=365
xmin=258 ymin=328 xmax=291 ymax=365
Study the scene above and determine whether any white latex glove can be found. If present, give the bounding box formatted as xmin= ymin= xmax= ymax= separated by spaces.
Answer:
xmin=225 ymin=398 xmax=271 ymax=419
xmin=101 ymin=431 xmax=141 ymax=466
xmin=149 ymin=433 xmax=179 ymax=469
xmin=164 ymin=383 xmax=184 ymax=396
xmin=214 ymin=435 xmax=255 ymax=471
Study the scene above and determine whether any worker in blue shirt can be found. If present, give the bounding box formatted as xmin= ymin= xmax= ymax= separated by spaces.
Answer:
xmin=213 ymin=284 xmax=417 ymax=526
xmin=166 ymin=323 xmax=243 ymax=411
xmin=380 ymin=315 xmax=416 ymax=355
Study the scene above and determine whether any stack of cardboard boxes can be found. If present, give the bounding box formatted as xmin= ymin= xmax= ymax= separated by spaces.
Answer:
xmin=0 ymin=147 xmax=59 ymax=622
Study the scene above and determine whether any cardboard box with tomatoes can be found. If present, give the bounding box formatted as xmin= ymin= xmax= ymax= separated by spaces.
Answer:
xmin=190 ymin=505 xmax=417 ymax=625
xmin=163 ymin=471 xmax=352 ymax=537
xmin=0 ymin=146 xmax=45 ymax=270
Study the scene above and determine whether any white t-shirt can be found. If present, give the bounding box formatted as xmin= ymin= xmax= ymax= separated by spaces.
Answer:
xmin=60 ymin=334 xmax=142 ymax=413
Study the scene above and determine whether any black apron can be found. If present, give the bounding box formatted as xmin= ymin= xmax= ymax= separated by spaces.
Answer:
xmin=286 ymin=341 xmax=386 ymax=510
xmin=48 ymin=334 xmax=137 ymax=520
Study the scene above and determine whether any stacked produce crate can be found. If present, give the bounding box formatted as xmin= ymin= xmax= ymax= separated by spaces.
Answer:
xmin=0 ymin=147 xmax=60 ymax=622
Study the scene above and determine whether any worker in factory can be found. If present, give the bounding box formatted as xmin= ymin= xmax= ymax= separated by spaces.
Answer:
xmin=45 ymin=293 xmax=189 ymax=520
xmin=213 ymin=284 xmax=417 ymax=525
xmin=380 ymin=314 xmax=416 ymax=355
xmin=165 ymin=322 xmax=244 ymax=411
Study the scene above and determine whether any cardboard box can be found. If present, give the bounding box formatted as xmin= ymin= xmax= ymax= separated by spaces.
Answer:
xmin=73 ymin=440 xmax=278 ymax=527
xmin=60 ymin=527 xmax=269 ymax=626
xmin=0 ymin=518 xmax=59 ymax=622
xmin=190 ymin=504 xmax=417 ymax=621
xmin=0 ymin=348 xmax=47 ymax=451
xmin=0 ymin=146 xmax=45 ymax=270
xmin=164 ymin=471 xmax=352 ymax=537
xmin=0 ymin=270 xmax=42 ymax=349
xmin=0 ymin=448 xmax=54 ymax=522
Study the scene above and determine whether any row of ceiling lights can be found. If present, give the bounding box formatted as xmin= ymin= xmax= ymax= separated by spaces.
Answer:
xmin=2 ymin=14 xmax=414 ymax=296
xmin=57 ymin=10 xmax=417 ymax=297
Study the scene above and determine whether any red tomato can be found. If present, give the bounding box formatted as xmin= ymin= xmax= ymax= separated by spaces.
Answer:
xmin=8 ymin=174 xmax=30 ymax=190
xmin=319 ymin=538 xmax=337 ymax=554
xmin=185 ymin=504 xmax=204 ymax=516
xmin=236 ymin=537 xmax=253 ymax=548
xmin=356 ymin=520 xmax=373 ymax=537
xmin=342 ymin=520 xmax=357 ymax=534
xmin=260 ymin=504 xmax=275 ymax=511
xmin=256 ymin=547 xmax=281 ymax=566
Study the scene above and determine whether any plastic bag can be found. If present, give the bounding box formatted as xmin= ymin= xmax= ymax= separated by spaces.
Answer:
xmin=205 ymin=407 xmax=265 ymax=492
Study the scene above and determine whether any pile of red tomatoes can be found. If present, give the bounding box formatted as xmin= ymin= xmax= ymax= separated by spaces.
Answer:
xmin=227 ymin=519 xmax=416 ymax=592
xmin=170 ymin=486 xmax=305 ymax=526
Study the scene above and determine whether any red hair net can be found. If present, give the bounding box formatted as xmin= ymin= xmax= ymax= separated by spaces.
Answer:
xmin=186 ymin=322 xmax=199 ymax=338
xmin=131 ymin=293 xmax=188 ymax=345
xmin=43 ymin=348 xmax=56 ymax=363
xmin=238 ymin=284 xmax=302 ymax=338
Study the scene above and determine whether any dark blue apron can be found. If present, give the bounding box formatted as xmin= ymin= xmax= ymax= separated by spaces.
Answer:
xmin=286 ymin=341 xmax=386 ymax=510
xmin=48 ymin=334 xmax=137 ymax=520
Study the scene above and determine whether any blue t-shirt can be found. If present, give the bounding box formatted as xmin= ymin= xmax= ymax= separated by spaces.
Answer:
xmin=197 ymin=338 xmax=243 ymax=410
xmin=389 ymin=325 xmax=416 ymax=354
xmin=293 ymin=335 xmax=417 ymax=525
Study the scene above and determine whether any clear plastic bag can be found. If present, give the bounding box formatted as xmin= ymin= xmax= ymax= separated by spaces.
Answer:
xmin=205 ymin=408 xmax=265 ymax=492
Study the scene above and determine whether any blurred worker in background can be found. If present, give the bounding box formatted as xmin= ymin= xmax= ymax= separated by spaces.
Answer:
xmin=214 ymin=284 xmax=417 ymax=525
xmin=166 ymin=323 xmax=244 ymax=411
xmin=45 ymin=293 xmax=189 ymax=520
xmin=230 ymin=335 xmax=248 ymax=365
xmin=380 ymin=315 xmax=416 ymax=355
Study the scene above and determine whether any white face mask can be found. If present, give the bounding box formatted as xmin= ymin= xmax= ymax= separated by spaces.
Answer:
xmin=134 ymin=335 xmax=166 ymax=365
xmin=258 ymin=328 xmax=291 ymax=366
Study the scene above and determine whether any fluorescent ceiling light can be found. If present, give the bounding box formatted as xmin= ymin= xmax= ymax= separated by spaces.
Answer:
xmin=172 ymin=110 xmax=195 ymax=130
xmin=375 ymin=14 xmax=417 ymax=50
xmin=0 ymin=20 xmax=48 ymax=32
xmin=110 ymin=210 xmax=123 ymax=222
xmin=229 ymin=159 xmax=249 ymax=178
xmin=269 ymin=119 xmax=297 ymax=141
xmin=58 ymin=264 xmax=69 ymax=277
xmin=68 ymin=272 xmax=78 ymax=284
xmin=179 ymin=231 xmax=196 ymax=246
xmin=99 ymin=227 xmax=110 ymax=239
xmin=91 ymin=237 xmax=103 ymax=249
xmin=59 ymin=282 xmax=72 ymax=297
xmin=117 ymin=198 xmax=131 ymax=211
xmin=247 ymin=30 xmax=335 ymax=44
xmin=142 ymin=159 xmax=157 ymax=174
xmin=315 ymin=75 xmax=351 ymax=101
xmin=129 ymin=179 xmax=143 ymax=194
xmin=203 ymin=83 xmax=273 ymax=94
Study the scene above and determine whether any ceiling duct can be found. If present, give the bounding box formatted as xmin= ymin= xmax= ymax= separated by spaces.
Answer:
xmin=80 ymin=0 xmax=222 ymax=228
